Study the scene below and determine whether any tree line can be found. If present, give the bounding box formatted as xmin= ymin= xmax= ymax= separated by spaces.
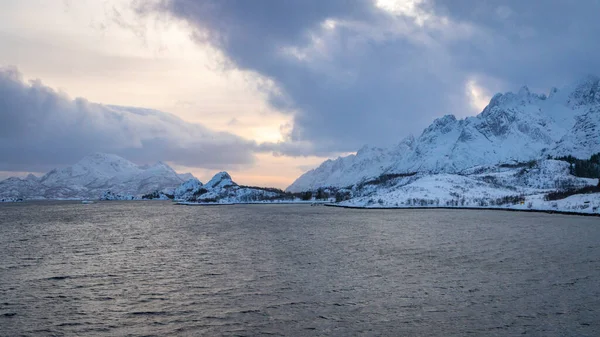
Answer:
xmin=554 ymin=152 xmax=600 ymax=180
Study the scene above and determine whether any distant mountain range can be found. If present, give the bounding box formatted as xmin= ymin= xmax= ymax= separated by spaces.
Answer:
xmin=173 ymin=172 xmax=288 ymax=204
xmin=287 ymin=75 xmax=600 ymax=192
xmin=0 ymin=153 xmax=193 ymax=200
xmin=1 ymin=76 xmax=599 ymax=213
xmin=0 ymin=153 xmax=290 ymax=203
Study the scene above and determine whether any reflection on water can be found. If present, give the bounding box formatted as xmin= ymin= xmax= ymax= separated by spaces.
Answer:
xmin=0 ymin=201 xmax=599 ymax=336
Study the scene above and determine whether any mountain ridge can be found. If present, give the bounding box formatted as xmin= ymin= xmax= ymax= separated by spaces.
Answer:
xmin=287 ymin=76 xmax=600 ymax=192
xmin=0 ymin=153 xmax=195 ymax=200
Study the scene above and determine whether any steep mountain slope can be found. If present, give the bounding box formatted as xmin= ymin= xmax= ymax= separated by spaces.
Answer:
xmin=174 ymin=178 xmax=204 ymax=201
xmin=111 ymin=161 xmax=184 ymax=196
xmin=0 ymin=153 xmax=194 ymax=200
xmin=339 ymin=160 xmax=599 ymax=214
xmin=175 ymin=172 xmax=285 ymax=203
xmin=288 ymin=76 xmax=600 ymax=192
xmin=287 ymin=137 xmax=415 ymax=192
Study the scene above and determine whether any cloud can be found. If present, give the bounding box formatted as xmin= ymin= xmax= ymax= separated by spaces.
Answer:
xmin=138 ymin=0 xmax=600 ymax=157
xmin=465 ymin=79 xmax=491 ymax=114
xmin=139 ymin=0 xmax=464 ymax=155
xmin=427 ymin=0 xmax=600 ymax=88
xmin=258 ymin=140 xmax=321 ymax=157
xmin=0 ymin=66 xmax=256 ymax=172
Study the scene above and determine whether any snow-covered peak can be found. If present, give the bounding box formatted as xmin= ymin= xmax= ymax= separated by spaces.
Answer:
xmin=2 ymin=152 xmax=190 ymax=200
xmin=481 ymin=90 xmax=544 ymax=119
xmin=39 ymin=152 xmax=141 ymax=188
xmin=174 ymin=178 xmax=203 ymax=200
xmin=422 ymin=114 xmax=457 ymax=136
xmin=73 ymin=152 xmax=141 ymax=177
xmin=518 ymin=85 xmax=531 ymax=97
xmin=173 ymin=172 xmax=285 ymax=203
xmin=288 ymin=76 xmax=600 ymax=191
xmin=144 ymin=161 xmax=177 ymax=175
xmin=205 ymin=172 xmax=237 ymax=189
xmin=177 ymin=173 xmax=194 ymax=181
xmin=25 ymin=173 xmax=38 ymax=181
xmin=286 ymin=143 xmax=407 ymax=192
xmin=356 ymin=145 xmax=387 ymax=157
xmin=77 ymin=152 xmax=134 ymax=167
xmin=398 ymin=134 xmax=415 ymax=148
xmin=566 ymin=74 xmax=600 ymax=108
xmin=484 ymin=93 xmax=504 ymax=111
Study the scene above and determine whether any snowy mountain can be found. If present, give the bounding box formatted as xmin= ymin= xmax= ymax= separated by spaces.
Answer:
xmin=178 ymin=173 xmax=195 ymax=181
xmin=338 ymin=160 xmax=599 ymax=214
xmin=175 ymin=171 xmax=286 ymax=203
xmin=0 ymin=153 xmax=194 ymax=200
xmin=0 ymin=174 xmax=41 ymax=201
xmin=174 ymin=178 xmax=204 ymax=201
xmin=288 ymin=76 xmax=600 ymax=192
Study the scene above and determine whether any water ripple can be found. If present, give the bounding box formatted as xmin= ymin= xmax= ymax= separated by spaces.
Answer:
xmin=0 ymin=202 xmax=599 ymax=336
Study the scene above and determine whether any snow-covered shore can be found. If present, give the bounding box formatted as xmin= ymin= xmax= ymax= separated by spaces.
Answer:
xmin=328 ymin=193 xmax=600 ymax=216
xmin=323 ymin=159 xmax=597 ymax=214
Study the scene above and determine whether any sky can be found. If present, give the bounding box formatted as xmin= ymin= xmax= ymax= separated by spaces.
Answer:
xmin=1 ymin=0 xmax=599 ymax=188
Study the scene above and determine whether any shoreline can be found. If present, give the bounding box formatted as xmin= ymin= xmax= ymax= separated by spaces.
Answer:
xmin=3 ymin=199 xmax=598 ymax=217
xmin=175 ymin=200 xmax=600 ymax=217
xmin=175 ymin=201 xmax=329 ymax=206
xmin=324 ymin=203 xmax=600 ymax=217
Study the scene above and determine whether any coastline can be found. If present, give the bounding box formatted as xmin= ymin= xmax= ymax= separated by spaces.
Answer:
xmin=324 ymin=203 xmax=600 ymax=217
xmin=174 ymin=200 xmax=600 ymax=217
xmin=175 ymin=201 xmax=330 ymax=206
xmin=3 ymin=199 xmax=598 ymax=217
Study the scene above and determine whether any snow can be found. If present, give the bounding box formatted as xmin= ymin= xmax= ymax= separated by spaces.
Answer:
xmin=515 ymin=193 xmax=600 ymax=214
xmin=2 ymin=75 xmax=599 ymax=214
xmin=0 ymin=153 xmax=195 ymax=200
xmin=204 ymin=172 xmax=237 ymax=189
xmin=100 ymin=191 xmax=137 ymax=201
xmin=337 ymin=160 xmax=600 ymax=215
xmin=287 ymin=141 xmax=411 ymax=192
xmin=174 ymin=172 xmax=285 ymax=204
xmin=288 ymin=76 xmax=600 ymax=192
xmin=174 ymin=178 xmax=204 ymax=201
xmin=40 ymin=152 xmax=141 ymax=188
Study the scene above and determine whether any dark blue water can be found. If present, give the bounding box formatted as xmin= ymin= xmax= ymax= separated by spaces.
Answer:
xmin=1 ymin=201 xmax=599 ymax=336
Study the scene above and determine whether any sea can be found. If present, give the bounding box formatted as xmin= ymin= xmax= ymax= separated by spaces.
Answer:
xmin=1 ymin=201 xmax=599 ymax=336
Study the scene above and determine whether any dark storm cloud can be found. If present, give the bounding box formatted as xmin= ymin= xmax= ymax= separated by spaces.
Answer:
xmin=140 ymin=0 xmax=464 ymax=154
xmin=428 ymin=0 xmax=600 ymax=89
xmin=0 ymin=66 xmax=256 ymax=172
xmin=142 ymin=0 xmax=600 ymax=155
